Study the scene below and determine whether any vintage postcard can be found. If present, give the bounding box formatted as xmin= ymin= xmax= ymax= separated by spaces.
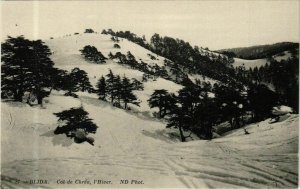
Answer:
xmin=1 ymin=1 xmax=299 ymax=188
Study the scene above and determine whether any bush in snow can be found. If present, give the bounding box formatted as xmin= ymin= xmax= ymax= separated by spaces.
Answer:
xmin=54 ymin=107 xmax=98 ymax=145
xmin=111 ymin=36 xmax=119 ymax=43
xmin=113 ymin=44 xmax=121 ymax=48
xmin=84 ymin=28 xmax=95 ymax=33
xmin=80 ymin=45 xmax=107 ymax=64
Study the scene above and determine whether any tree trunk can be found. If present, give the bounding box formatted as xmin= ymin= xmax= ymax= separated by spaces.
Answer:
xmin=37 ymin=96 xmax=43 ymax=105
xmin=159 ymin=102 xmax=163 ymax=118
xmin=36 ymin=92 xmax=43 ymax=105
xmin=229 ymin=118 xmax=233 ymax=127
xmin=15 ymin=91 xmax=23 ymax=102
xmin=111 ymin=95 xmax=114 ymax=103
xmin=49 ymin=86 xmax=53 ymax=94
xmin=178 ymin=125 xmax=186 ymax=142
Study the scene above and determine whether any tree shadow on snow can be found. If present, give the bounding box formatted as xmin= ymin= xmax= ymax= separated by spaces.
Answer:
xmin=79 ymin=95 xmax=164 ymax=123
xmin=40 ymin=130 xmax=73 ymax=147
xmin=79 ymin=95 xmax=116 ymax=109
xmin=142 ymin=129 xmax=181 ymax=143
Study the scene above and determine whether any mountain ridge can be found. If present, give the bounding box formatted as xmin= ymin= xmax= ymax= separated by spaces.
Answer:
xmin=218 ymin=41 xmax=299 ymax=60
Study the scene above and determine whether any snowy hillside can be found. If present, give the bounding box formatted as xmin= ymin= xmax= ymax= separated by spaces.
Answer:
xmin=1 ymin=92 xmax=298 ymax=188
xmin=233 ymin=58 xmax=268 ymax=69
xmin=44 ymin=33 xmax=220 ymax=115
xmin=273 ymin=51 xmax=295 ymax=62
xmin=45 ymin=33 xmax=185 ymax=114
xmin=232 ymin=50 xmax=296 ymax=69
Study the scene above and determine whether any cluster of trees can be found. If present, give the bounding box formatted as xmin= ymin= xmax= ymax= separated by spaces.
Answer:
xmin=80 ymin=45 xmax=107 ymax=64
xmin=110 ymin=36 xmax=120 ymax=43
xmin=2 ymin=36 xmax=99 ymax=145
xmin=84 ymin=29 xmax=95 ymax=33
xmin=232 ymin=55 xmax=298 ymax=113
xmin=148 ymin=85 xmax=219 ymax=141
xmin=148 ymin=34 xmax=235 ymax=81
xmin=102 ymin=29 xmax=148 ymax=49
xmin=247 ymin=57 xmax=298 ymax=111
xmin=108 ymin=51 xmax=169 ymax=81
xmin=148 ymin=80 xmax=282 ymax=142
xmin=96 ymin=70 xmax=141 ymax=109
xmin=1 ymin=36 xmax=96 ymax=104
xmin=102 ymin=29 xmax=235 ymax=83
xmin=147 ymin=53 xmax=157 ymax=60
xmin=2 ymin=36 xmax=59 ymax=105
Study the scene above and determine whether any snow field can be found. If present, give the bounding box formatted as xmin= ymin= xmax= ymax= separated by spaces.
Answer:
xmin=1 ymin=92 xmax=298 ymax=188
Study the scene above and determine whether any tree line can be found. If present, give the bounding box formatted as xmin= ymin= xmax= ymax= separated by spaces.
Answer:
xmin=102 ymin=29 xmax=235 ymax=83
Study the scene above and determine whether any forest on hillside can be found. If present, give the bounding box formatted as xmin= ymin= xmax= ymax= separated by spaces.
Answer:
xmin=218 ymin=42 xmax=299 ymax=60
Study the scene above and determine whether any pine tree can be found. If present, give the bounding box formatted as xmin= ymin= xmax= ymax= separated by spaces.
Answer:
xmin=96 ymin=76 xmax=107 ymax=100
xmin=53 ymin=107 xmax=98 ymax=140
xmin=126 ymin=51 xmax=138 ymax=68
xmin=248 ymin=84 xmax=278 ymax=121
xmin=62 ymin=68 xmax=93 ymax=97
xmin=114 ymin=75 xmax=122 ymax=107
xmin=106 ymin=69 xmax=116 ymax=103
xmin=80 ymin=45 xmax=107 ymax=64
xmin=213 ymin=84 xmax=245 ymax=128
xmin=131 ymin=78 xmax=144 ymax=91
xmin=2 ymin=36 xmax=32 ymax=101
xmin=166 ymin=106 xmax=192 ymax=142
xmin=49 ymin=68 xmax=68 ymax=92
xmin=2 ymin=36 xmax=56 ymax=104
xmin=193 ymin=96 xmax=219 ymax=139
xmin=148 ymin=89 xmax=176 ymax=118
xmin=70 ymin=68 xmax=93 ymax=92
xmin=63 ymin=73 xmax=79 ymax=98
xmin=121 ymin=76 xmax=139 ymax=109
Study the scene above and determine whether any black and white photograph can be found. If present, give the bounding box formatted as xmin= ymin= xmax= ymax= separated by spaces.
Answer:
xmin=1 ymin=0 xmax=299 ymax=188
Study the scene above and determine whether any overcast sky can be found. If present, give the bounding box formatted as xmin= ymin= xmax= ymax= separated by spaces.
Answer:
xmin=1 ymin=1 xmax=299 ymax=50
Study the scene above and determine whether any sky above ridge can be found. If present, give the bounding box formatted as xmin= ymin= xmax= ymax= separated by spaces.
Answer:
xmin=1 ymin=1 xmax=299 ymax=50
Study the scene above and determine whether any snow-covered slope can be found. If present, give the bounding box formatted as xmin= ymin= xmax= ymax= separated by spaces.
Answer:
xmin=46 ymin=33 xmax=166 ymax=67
xmin=233 ymin=50 xmax=296 ymax=69
xmin=273 ymin=51 xmax=294 ymax=62
xmin=1 ymin=93 xmax=298 ymax=188
xmin=233 ymin=58 xmax=268 ymax=69
xmin=45 ymin=33 xmax=185 ymax=114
